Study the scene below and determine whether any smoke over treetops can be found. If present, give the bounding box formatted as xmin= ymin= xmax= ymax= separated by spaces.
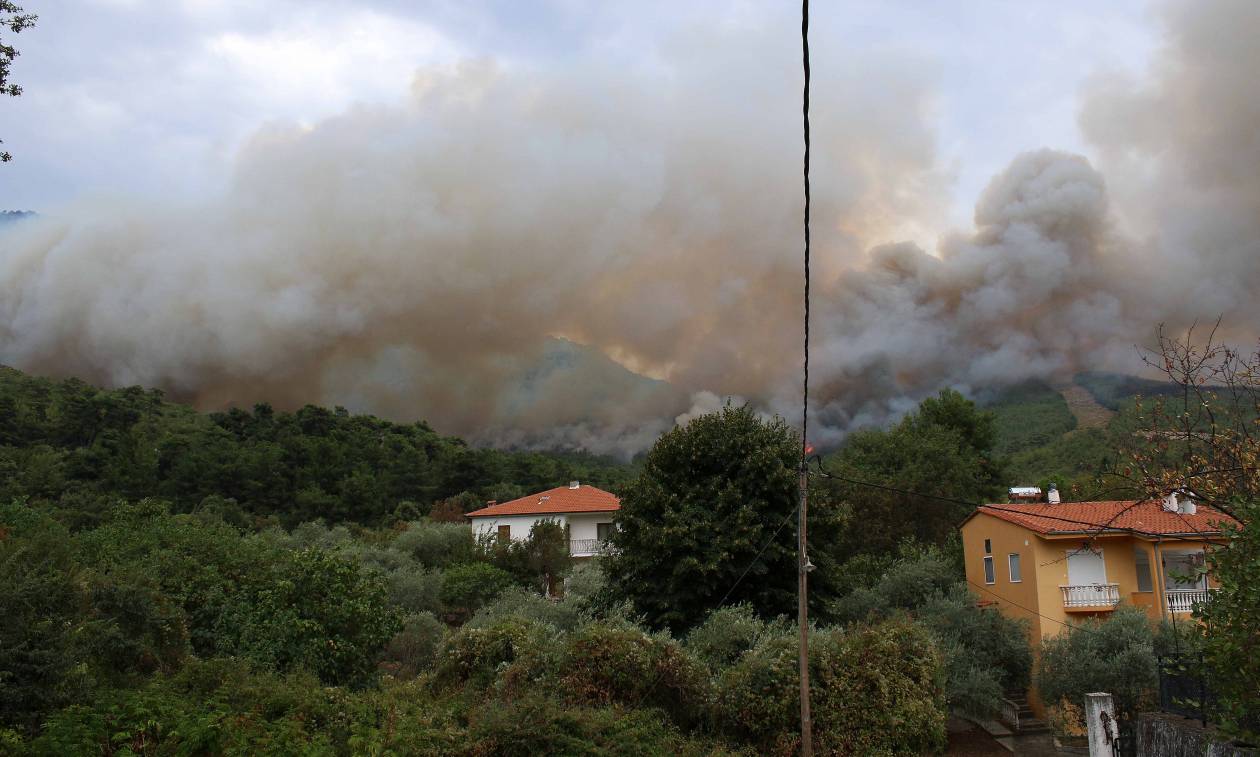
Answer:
xmin=2 ymin=0 xmax=1258 ymax=457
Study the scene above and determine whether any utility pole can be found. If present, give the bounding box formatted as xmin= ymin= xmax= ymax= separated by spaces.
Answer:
xmin=798 ymin=1 xmax=813 ymax=755
xmin=798 ymin=463 xmax=813 ymax=757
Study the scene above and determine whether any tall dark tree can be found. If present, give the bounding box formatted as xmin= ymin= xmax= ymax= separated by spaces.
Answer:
xmin=821 ymin=388 xmax=1005 ymax=555
xmin=1 ymin=2 xmax=36 ymax=162
xmin=604 ymin=404 xmax=843 ymax=631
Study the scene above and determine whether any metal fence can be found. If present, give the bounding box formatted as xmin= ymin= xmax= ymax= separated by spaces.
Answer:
xmin=1158 ymin=654 xmax=1215 ymax=726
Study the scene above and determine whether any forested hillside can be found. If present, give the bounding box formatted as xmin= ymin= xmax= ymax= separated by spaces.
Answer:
xmin=0 ymin=366 xmax=633 ymax=527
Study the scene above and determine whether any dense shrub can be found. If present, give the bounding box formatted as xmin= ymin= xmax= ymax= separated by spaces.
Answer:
xmin=0 ymin=512 xmax=90 ymax=732
xmin=439 ymin=562 xmax=516 ymax=622
xmin=685 ymin=604 xmax=787 ymax=671
xmin=467 ymin=587 xmax=589 ymax=632
xmin=918 ymin=587 xmax=1032 ymax=717
xmin=465 ymin=697 xmax=745 ymax=757
xmin=30 ymin=659 xmax=464 ymax=756
xmin=216 ymin=548 xmax=403 ymax=687
xmin=1036 ymin=606 xmax=1158 ymax=722
xmin=555 ymin=621 xmax=711 ymax=727
xmin=384 ymin=612 xmax=447 ymax=678
xmin=716 ymin=619 xmax=947 ymax=756
xmin=392 ymin=520 xmax=475 ymax=568
xmin=386 ymin=564 xmax=444 ymax=616
xmin=435 ymin=617 xmax=551 ymax=690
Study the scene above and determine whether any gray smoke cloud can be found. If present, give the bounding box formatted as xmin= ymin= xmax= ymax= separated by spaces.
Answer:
xmin=1 ymin=0 xmax=1257 ymax=456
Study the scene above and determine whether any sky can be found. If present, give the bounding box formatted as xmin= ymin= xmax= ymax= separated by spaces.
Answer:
xmin=3 ymin=0 xmax=1156 ymax=234
xmin=13 ymin=0 xmax=1253 ymax=455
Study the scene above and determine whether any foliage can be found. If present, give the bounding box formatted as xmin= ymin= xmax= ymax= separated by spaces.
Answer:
xmin=820 ymin=389 xmax=1005 ymax=555
xmin=217 ymin=547 xmax=402 ymax=687
xmin=29 ymin=659 xmax=464 ymax=756
xmin=1117 ymin=328 xmax=1260 ymax=741
xmin=829 ymin=543 xmax=1030 ymax=718
xmin=685 ymin=603 xmax=788 ymax=671
xmin=392 ymin=519 xmax=475 ymax=568
xmin=0 ymin=365 xmax=631 ymax=528
xmin=465 ymin=696 xmax=744 ymax=757
xmin=1 ymin=1 xmax=36 ymax=162
xmin=0 ymin=511 xmax=89 ymax=732
xmin=554 ymin=620 xmax=710 ymax=727
xmin=986 ymin=380 xmax=1078 ymax=456
xmin=383 ymin=612 xmax=446 ymax=678
xmin=467 ymin=587 xmax=590 ymax=632
xmin=604 ymin=404 xmax=842 ymax=631
xmin=715 ymin=619 xmax=947 ymax=756
xmin=478 ymin=518 xmax=573 ymax=594
xmin=439 ymin=562 xmax=516 ymax=623
xmin=435 ymin=617 xmax=551 ymax=690
xmin=1198 ymin=497 xmax=1260 ymax=739
xmin=1036 ymin=607 xmax=1158 ymax=723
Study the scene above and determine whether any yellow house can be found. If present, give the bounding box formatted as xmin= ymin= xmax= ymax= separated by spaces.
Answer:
xmin=959 ymin=492 xmax=1236 ymax=715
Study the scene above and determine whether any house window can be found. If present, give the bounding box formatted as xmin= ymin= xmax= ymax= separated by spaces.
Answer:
xmin=984 ymin=538 xmax=992 ymax=555
xmin=1008 ymin=554 xmax=1022 ymax=583
xmin=596 ymin=522 xmax=615 ymax=541
xmin=1134 ymin=547 xmax=1153 ymax=592
xmin=497 ymin=524 xmax=510 ymax=541
xmin=983 ymin=556 xmax=995 ymax=584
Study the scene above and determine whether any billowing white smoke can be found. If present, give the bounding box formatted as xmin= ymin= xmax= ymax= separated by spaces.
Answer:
xmin=1 ymin=0 xmax=1257 ymax=456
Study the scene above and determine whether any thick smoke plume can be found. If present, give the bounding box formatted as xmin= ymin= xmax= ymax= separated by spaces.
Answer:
xmin=2 ymin=0 xmax=1258 ymax=455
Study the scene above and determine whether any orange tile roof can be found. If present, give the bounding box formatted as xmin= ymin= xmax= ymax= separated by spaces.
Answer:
xmin=971 ymin=499 xmax=1238 ymax=536
xmin=465 ymin=484 xmax=620 ymax=518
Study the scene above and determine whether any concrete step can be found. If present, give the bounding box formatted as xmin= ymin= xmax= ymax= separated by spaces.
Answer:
xmin=1017 ymin=718 xmax=1052 ymax=736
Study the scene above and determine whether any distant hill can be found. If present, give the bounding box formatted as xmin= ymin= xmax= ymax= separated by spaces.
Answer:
xmin=0 ymin=210 xmax=36 ymax=226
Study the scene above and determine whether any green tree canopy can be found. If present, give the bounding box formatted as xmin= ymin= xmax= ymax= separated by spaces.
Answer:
xmin=604 ymin=404 xmax=843 ymax=631
xmin=821 ymin=388 xmax=1005 ymax=554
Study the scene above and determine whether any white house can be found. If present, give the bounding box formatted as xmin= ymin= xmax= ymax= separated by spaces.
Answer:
xmin=465 ymin=481 xmax=619 ymax=557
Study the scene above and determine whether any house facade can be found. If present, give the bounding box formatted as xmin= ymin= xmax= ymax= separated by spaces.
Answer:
xmin=464 ymin=481 xmax=619 ymax=558
xmin=960 ymin=491 xmax=1236 ymax=715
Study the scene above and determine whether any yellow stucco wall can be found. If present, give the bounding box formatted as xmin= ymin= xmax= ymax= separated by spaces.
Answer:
xmin=961 ymin=511 xmax=1227 ymax=717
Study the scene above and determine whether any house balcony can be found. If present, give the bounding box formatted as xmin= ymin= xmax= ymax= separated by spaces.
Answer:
xmin=1060 ymin=583 xmax=1120 ymax=610
xmin=1166 ymin=588 xmax=1218 ymax=614
xmin=569 ymin=538 xmax=612 ymax=557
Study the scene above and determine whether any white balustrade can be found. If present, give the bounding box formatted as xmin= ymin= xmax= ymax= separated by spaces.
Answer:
xmin=1060 ymin=583 xmax=1121 ymax=608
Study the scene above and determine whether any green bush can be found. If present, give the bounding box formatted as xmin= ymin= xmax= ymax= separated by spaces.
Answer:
xmin=716 ymin=619 xmax=947 ymax=756
xmin=392 ymin=520 xmax=475 ymax=568
xmin=0 ymin=512 xmax=91 ymax=732
xmin=386 ymin=564 xmax=444 ymax=615
xmin=555 ymin=621 xmax=711 ymax=727
xmin=435 ymin=617 xmax=551 ymax=690
xmin=918 ymin=587 xmax=1031 ymax=717
xmin=384 ymin=612 xmax=447 ymax=678
xmin=439 ymin=562 xmax=515 ymax=622
xmin=1036 ymin=606 xmax=1158 ymax=722
xmin=685 ymin=604 xmax=787 ymax=671
xmin=465 ymin=696 xmax=745 ymax=757
xmin=217 ymin=548 xmax=403 ymax=687
xmin=468 ymin=587 xmax=589 ymax=632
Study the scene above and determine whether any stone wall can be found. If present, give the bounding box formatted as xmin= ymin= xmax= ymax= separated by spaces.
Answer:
xmin=1136 ymin=712 xmax=1258 ymax=757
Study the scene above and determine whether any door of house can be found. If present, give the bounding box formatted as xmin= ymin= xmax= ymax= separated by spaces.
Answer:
xmin=1067 ymin=548 xmax=1107 ymax=585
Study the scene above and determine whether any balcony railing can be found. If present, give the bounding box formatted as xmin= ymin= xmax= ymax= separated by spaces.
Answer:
xmin=1166 ymin=588 xmax=1217 ymax=614
xmin=569 ymin=538 xmax=612 ymax=557
xmin=1061 ymin=583 xmax=1121 ymax=608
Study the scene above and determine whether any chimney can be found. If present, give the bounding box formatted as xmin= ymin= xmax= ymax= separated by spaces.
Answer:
xmin=1047 ymin=483 xmax=1061 ymax=505
xmin=569 ymin=480 xmax=580 ymax=489
xmin=486 ymin=500 xmax=497 ymax=507
xmin=1162 ymin=492 xmax=1180 ymax=512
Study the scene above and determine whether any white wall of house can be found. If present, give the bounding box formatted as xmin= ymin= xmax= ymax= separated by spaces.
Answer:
xmin=468 ymin=512 xmax=617 ymax=546
xmin=469 ymin=514 xmax=566 ymax=542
